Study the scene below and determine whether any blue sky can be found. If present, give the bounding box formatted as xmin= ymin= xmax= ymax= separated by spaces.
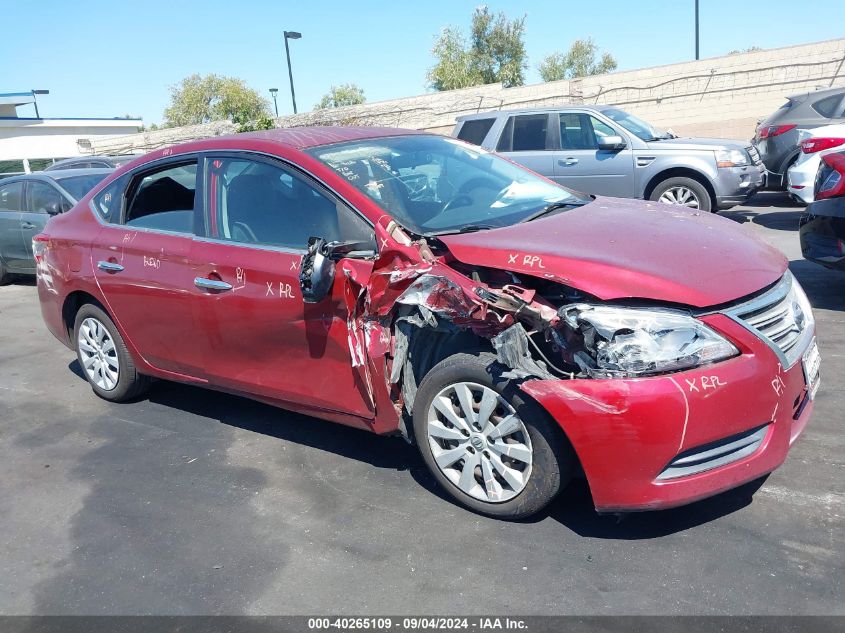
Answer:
xmin=2 ymin=0 xmax=843 ymax=125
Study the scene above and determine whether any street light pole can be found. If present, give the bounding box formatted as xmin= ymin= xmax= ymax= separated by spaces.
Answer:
xmin=695 ymin=0 xmax=700 ymax=60
xmin=269 ymin=88 xmax=279 ymax=117
xmin=31 ymin=89 xmax=49 ymax=119
xmin=283 ymin=31 xmax=302 ymax=114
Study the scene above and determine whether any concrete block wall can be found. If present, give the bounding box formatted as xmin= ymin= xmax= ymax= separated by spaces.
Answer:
xmin=90 ymin=38 xmax=845 ymax=155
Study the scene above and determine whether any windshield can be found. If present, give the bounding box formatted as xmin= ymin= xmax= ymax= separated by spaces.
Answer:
xmin=55 ymin=174 xmax=109 ymax=201
xmin=603 ymin=108 xmax=671 ymax=141
xmin=306 ymin=135 xmax=586 ymax=235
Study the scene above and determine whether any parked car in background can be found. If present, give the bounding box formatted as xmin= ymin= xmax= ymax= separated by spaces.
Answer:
xmin=33 ymin=128 xmax=817 ymax=519
xmin=800 ymin=150 xmax=845 ymax=271
xmin=453 ymin=106 xmax=764 ymax=212
xmin=787 ymin=124 xmax=845 ymax=204
xmin=0 ymin=168 xmax=112 ymax=283
xmin=754 ymin=87 xmax=845 ymax=189
xmin=44 ymin=155 xmax=139 ymax=171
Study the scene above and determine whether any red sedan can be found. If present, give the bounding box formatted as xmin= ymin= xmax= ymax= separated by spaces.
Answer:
xmin=34 ymin=128 xmax=820 ymax=519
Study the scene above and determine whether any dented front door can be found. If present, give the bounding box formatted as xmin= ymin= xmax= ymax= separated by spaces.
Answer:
xmin=191 ymin=239 xmax=375 ymax=418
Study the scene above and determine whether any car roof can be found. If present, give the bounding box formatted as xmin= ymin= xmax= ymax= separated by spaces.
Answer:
xmin=1 ymin=168 xmax=114 ymax=184
xmin=456 ymin=104 xmax=613 ymax=122
xmin=194 ymin=126 xmax=427 ymax=151
xmin=786 ymin=86 xmax=845 ymax=101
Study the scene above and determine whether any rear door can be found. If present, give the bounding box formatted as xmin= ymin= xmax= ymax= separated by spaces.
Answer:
xmin=192 ymin=153 xmax=377 ymax=418
xmin=90 ymin=158 xmax=205 ymax=377
xmin=496 ymin=113 xmax=556 ymax=178
xmin=552 ymin=111 xmax=635 ymax=197
xmin=0 ymin=181 xmax=25 ymax=270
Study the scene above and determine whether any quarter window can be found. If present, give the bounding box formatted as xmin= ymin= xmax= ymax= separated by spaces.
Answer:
xmin=206 ymin=157 xmax=372 ymax=250
xmin=124 ymin=162 xmax=197 ymax=233
xmin=497 ymin=114 xmax=550 ymax=152
xmin=457 ymin=118 xmax=496 ymax=146
xmin=0 ymin=181 xmax=22 ymax=211
xmin=91 ymin=175 xmax=128 ymax=223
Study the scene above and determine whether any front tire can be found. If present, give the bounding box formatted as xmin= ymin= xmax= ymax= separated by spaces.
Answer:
xmin=413 ymin=351 xmax=572 ymax=519
xmin=650 ymin=177 xmax=712 ymax=212
xmin=74 ymin=304 xmax=149 ymax=402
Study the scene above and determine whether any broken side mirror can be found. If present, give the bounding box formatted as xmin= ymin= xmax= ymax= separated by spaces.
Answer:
xmin=299 ymin=237 xmax=376 ymax=303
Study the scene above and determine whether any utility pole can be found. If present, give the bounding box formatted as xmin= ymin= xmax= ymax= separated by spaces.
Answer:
xmin=695 ymin=0 xmax=700 ymax=60
xmin=283 ymin=31 xmax=302 ymax=114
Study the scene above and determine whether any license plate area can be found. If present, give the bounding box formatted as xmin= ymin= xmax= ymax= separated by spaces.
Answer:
xmin=802 ymin=338 xmax=821 ymax=400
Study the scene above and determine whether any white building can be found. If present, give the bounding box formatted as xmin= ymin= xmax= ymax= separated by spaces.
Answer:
xmin=0 ymin=91 xmax=143 ymax=176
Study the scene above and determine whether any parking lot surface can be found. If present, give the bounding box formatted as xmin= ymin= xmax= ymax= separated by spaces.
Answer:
xmin=0 ymin=192 xmax=842 ymax=615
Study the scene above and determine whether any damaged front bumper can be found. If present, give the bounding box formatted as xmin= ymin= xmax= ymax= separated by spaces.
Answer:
xmin=519 ymin=316 xmax=815 ymax=512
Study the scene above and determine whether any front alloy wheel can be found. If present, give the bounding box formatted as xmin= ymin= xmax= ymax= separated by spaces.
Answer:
xmin=413 ymin=352 xmax=572 ymax=519
xmin=658 ymin=185 xmax=701 ymax=208
xmin=426 ymin=381 xmax=533 ymax=503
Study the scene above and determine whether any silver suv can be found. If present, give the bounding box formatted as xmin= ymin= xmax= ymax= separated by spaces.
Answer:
xmin=453 ymin=105 xmax=765 ymax=212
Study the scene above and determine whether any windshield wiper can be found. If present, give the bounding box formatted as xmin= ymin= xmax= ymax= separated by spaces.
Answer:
xmin=425 ymin=224 xmax=496 ymax=237
xmin=520 ymin=200 xmax=588 ymax=223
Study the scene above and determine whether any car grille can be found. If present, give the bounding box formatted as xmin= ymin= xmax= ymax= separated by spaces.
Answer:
xmin=746 ymin=145 xmax=762 ymax=165
xmin=657 ymin=424 xmax=769 ymax=480
xmin=725 ymin=272 xmax=812 ymax=367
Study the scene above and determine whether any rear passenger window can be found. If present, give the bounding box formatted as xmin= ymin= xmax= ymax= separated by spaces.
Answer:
xmin=497 ymin=114 xmax=550 ymax=152
xmin=457 ymin=118 xmax=496 ymax=146
xmin=812 ymin=95 xmax=842 ymax=118
xmin=125 ymin=162 xmax=197 ymax=233
xmin=207 ymin=157 xmax=372 ymax=250
xmin=0 ymin=181 xmax=22 ymax=211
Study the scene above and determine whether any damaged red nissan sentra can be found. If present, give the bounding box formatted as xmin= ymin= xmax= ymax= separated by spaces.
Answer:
xmin=34 ymin=128 xmax=820 ymax=519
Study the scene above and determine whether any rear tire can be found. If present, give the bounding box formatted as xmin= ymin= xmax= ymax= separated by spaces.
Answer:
xmin=650 ymin=177 xmax=712 ymax=212
xmin=73 ymin=304 xmax=150 ymax=402
xmin=413 ymin=351 xmax=573 ymax=519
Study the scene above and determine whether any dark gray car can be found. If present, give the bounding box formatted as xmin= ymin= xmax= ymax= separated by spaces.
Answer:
xmin=754 ymin=86 xmax=845 ymax=188
xmin=0 ymin=169 xmax=112 ymax=283
xmin=454 ymin=105 xmax=764 ymax=212
xmin=43 ymin=155 xmax=139 ymax=171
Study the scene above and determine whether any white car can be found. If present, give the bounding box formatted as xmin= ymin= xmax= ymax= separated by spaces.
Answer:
xmin=787 ymin=124 xmax=845 ymax=204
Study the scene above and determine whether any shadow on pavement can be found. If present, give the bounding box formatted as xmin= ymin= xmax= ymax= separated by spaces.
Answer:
xmin=789 ymin=259 xmax=845 ymax=312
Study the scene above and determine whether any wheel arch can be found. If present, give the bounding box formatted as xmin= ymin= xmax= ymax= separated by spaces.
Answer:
xmin=643 ymin=167 xmax=717 ymax=209
xmin=61 ymin=290 xmax=108 ymax=341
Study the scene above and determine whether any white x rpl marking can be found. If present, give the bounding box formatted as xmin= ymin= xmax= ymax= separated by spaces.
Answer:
xmin=381 ymin=238 xmax=389 ymax=250
xmin=265 ymin=282 xmax=274 ymax=296
xmin=290 ymin=259 xmax=300 ymax=270
xmin=508 ymin=253 xmax=518 ymax=264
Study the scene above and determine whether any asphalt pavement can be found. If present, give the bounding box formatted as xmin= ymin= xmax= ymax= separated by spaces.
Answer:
xmin=0 ymin=191 xmax=842 ymax=615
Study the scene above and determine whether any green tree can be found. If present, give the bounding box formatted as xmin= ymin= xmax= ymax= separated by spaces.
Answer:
xmin=315 ymin=83 xmax=367 ymax=110
xmin=538 ymin=38 xmax=617 ymax=82
xmin=427 ymin=6 xmax=527 ymax=91
xmin=162 ymin=74 xmax=272 ymax=127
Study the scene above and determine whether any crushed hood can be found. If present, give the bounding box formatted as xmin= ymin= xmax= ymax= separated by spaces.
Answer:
xmin=438 ymin=197 xmax=787 ymax=308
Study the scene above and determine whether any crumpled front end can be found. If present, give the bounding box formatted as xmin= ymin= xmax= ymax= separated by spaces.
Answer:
xmin=332 ymin=217 xmax=816 ymax=512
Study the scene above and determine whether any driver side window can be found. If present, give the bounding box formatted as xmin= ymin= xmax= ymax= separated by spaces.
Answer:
xmin=206 ymin=156 xmax=373 ymax=250
xmin=26 ymin=182 xmax=65 ymax=214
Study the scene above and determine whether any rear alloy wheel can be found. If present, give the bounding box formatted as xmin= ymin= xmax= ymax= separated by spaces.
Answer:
xmin=74 ymin=304 xmax=149 ymax=402
xmin=650 ymin=177 xmax=712 ymax=212
xmin=413 ymin=352 xmax=572 ymax=519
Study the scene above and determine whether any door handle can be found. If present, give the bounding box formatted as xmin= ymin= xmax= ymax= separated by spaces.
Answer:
xmin=97 ymin=261 xmax=124 ymax=273
xmin=21 ymin=222 xmax=36 ymax=230
xmin=558 ymin=157 xmax=579 ymax=166
xmin=194 ymin=277 xmax=232 ymax=292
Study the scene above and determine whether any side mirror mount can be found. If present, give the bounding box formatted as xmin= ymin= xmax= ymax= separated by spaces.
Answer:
xmin=45 ymin=200 xmax=69 ymax=215
xmin=299 ymin=237 xmax=376 ymax=303
xmin=597 ymin=135 xmax=626 ymax=151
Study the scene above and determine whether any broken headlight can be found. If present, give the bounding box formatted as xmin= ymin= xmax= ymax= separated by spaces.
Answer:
xmin=561 ymin=305 xmax=739 ymax=378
